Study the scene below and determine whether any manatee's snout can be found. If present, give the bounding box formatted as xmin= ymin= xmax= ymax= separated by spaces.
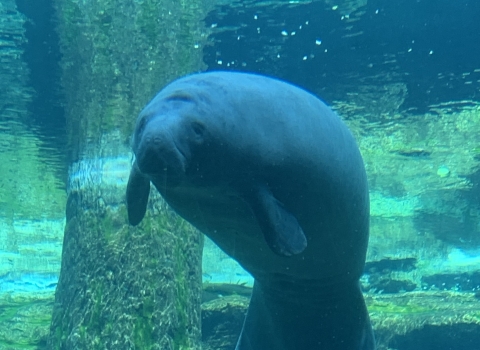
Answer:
xmin=134 ymin=117 xmax=187 ymax=187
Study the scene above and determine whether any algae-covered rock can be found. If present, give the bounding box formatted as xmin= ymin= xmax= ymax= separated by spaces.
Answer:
xmin=0 ymin=294 xmax=53 ymax=350
xmin=368 ymin=291 xmax=480 ymax=349
xmin=202 ymin=295 xmax=249 ymax=350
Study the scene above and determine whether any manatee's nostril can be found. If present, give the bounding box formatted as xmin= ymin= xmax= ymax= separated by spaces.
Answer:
xmin=135 ymin=132 xmax=187 ymax=186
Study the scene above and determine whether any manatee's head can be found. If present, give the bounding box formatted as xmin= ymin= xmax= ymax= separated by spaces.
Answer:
xmin=132 ymin=93 xmax=207 ymax=188
xmin=127 ymin=90 xmax=208 ymax=226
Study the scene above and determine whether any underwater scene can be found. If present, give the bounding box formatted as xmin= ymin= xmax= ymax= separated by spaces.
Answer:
xmin=1 ymin=0 xmax=480 ymax=349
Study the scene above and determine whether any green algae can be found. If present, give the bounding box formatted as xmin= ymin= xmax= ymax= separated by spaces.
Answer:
xmin=368 ymin=300 xmax=430 ymax=314
xmin=173 ymin=244 xmax=190 ymax=350
xmin=132 ymin=295 xmax=155 ymax=349
xmin=0 ymin=295 xmax=53 ymax=349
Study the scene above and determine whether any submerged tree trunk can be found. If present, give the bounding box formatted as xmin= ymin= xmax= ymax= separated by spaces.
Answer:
xmin=48 ymin=0 xmax=212 ymax=348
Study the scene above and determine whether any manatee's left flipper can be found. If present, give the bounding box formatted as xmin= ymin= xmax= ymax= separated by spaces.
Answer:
xmin=249 ymin=184 xmax=307 ymax=256
xmin=126 ymin=160 xmax=151 ymax=226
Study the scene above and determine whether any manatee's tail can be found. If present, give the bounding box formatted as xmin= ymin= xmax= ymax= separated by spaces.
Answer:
xmin=236 ymin=280 xmax=376 ymax=350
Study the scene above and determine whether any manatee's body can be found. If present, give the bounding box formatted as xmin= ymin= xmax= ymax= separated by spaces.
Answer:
xmin=126 ymin=71 xmax=375 ymax=349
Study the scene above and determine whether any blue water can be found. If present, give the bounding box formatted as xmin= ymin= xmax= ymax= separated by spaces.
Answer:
xmin=1 ymin=0 xmax=480 ymax=349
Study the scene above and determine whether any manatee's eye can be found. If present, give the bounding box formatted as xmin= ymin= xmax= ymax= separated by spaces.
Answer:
xmin=191 ymin=121 xmax=205 ymax=144
xmin=191 ymin=121 xmax=205 ymax=137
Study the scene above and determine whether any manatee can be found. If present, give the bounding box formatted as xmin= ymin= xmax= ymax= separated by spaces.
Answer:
xmin=126 ymin=71 xmax=375 ymax=350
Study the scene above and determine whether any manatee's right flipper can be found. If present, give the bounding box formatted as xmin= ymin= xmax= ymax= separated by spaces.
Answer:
xmin=249 ymin=184 xmax=307 ymax=256
xmin=126 ymin=160 xmax=150 ymax=226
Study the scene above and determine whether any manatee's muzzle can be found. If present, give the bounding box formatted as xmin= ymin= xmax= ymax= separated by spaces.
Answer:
xmin=134 ymin=128 xmax=187 ymax=187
